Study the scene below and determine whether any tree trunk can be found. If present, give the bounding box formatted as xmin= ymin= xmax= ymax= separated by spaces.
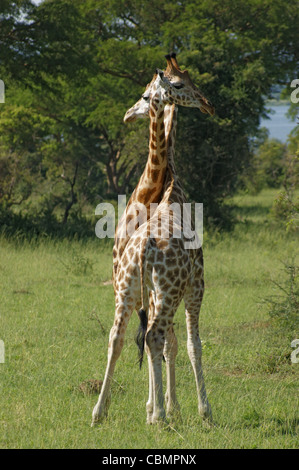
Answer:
xmin=106 ymin=151 xmax=120 ymax=195
xmin=62 ymin=162 xmax=78 ymax=224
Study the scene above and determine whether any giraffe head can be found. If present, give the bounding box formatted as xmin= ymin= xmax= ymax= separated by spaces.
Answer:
xmin=124 ymin=53 xmax=214 ymax=123
xmin=123 ymin=74 xmax=158 ymax=123
xmin=162 ymin=53 xmax=215 ymax=115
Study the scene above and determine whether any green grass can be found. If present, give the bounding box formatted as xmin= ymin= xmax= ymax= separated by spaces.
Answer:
xmin=0 ymin=188 xmax=298 ymax=449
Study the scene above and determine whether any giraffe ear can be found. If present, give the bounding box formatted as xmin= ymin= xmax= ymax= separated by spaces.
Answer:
xmin=165 ymin=54 xmax=173 ymax=74
xmin=156 ymin=68 xmax=165 ymax=80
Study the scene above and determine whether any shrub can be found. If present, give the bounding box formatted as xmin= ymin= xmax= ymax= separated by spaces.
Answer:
xmin=271 ymin=191 xmax=299 ymax=233
xmin=263 ymin=260 xmax=299 ymax=332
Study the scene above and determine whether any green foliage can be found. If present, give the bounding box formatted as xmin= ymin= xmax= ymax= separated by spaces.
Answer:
xmin=0 ymin=203 xmax=95 ymax=241
xmin=270 ymin=143 xmax=299 ymax=232
xmin=1 ymin=0 xmax=299 ymax=228
xmin=58 ymin=250 xmax=94 ymax=276
xmin=242 ymin=124 xmax=299 ymax=202
xmin=263 ymin=261 xmax=299 ymax=332
xmin=252 ymin=139 xmax=287 ymax=190
xmin=271 ymin=191 xmax=299 ymax=233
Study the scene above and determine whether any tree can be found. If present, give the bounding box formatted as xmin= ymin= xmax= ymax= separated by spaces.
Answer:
xmin=250 ymin=139 xmax=287 ymax=191
xmin=0 ymin=0 xmax=299 ymax=227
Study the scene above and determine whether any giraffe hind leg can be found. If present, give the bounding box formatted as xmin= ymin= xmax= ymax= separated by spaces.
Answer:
xmin=91 ymin=306 xmax=131 ymax=426
xmin=145 ymin=293 xmax=155 ymax=424
xmin=145 ymin=319 xmax=166 ymax=424
xmin=145 ymin=343 xmax=154 ymax=424
xmin=163 ymin=325 xmax=181 ymax=421
xmin=184 ymin=291 xmax=212 ymax=422
xmin=145 ymin=298 xmax=178 ymax=425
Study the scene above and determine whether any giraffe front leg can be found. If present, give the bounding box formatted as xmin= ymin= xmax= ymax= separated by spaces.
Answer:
xmin=163 ymin=326 xmax=181 ymax=421
xmin=91 ymin=309 xmax=130 ymax=426
xmin=145 ymin=325 xmax=166 ymax=425
xmin=145 ymin=293 xmax=155 ymax=424
xmin=185 ymin=309 xmax=212 ymax=422
xmin=145 ymin=344 xmax=154 ymax=424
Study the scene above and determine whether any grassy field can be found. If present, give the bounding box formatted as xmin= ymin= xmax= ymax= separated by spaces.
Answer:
xmin=0 ymin=188 xmax=298 ymax=449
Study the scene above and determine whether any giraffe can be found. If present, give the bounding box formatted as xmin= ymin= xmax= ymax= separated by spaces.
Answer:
xmin=92 ymin=58 xmax=214 ymax=426
xmin=124 ymin=54 xmax=212 ymax=421
xmin=123 ymin=54 xmax=214 ymax=423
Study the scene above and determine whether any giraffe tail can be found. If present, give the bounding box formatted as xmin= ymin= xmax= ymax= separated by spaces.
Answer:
xmin=135 ymin=238 xmax=149 ymax=369
xmin=135 ymin=308 xmax=148 ymax=369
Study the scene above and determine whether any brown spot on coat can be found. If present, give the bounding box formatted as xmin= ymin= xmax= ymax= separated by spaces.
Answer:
xmin=151 ymin=122 xmax=157 ymax=133
xmin=151 ymin=169 xmax=161 ymax=183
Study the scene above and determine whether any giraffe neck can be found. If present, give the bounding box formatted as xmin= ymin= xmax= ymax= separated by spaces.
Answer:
xmin=113 ymin=97 xmax=167 ymax=279
xmin=164 ymin=104 xmax=178 ymax=177
xmin=130 ymin=99 xmax=168 ymax=208
xmin=162 ymin=105 xmax=187 ymax=206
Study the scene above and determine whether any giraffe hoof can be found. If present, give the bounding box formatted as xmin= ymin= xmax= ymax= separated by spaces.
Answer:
xmin=199 ymin=403 xmax=213 ymax=422
xmin=91 ymin=404 xmax=108 ymax=426
xmin=151 ymin=412 xmax=167 ymax=426
xmin=146 ymin=412 xmax=154 ymax=425
xmin=91 ymin=414 xmax=103 ymax=427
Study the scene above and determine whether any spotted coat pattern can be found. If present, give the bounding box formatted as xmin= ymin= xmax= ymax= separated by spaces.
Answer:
xmin=92 ymin=55 xmax=214 ymax=426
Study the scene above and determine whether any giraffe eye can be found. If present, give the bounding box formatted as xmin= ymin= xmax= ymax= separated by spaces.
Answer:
xmin=173 ymin=83 xmax=184 ymax=89
xmin=142 ymin=95 xmax=149 ymax=101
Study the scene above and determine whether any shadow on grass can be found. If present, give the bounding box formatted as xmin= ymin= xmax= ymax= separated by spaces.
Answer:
xmin=268 ymin=417 xmax=299 ymax=436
